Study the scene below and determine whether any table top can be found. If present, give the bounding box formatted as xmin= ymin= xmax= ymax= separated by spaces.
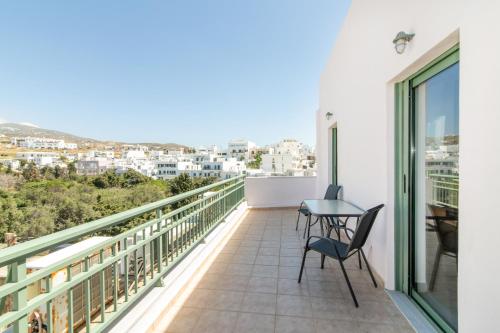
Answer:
xmin=303 ymin=199 xmax=365 ymax=217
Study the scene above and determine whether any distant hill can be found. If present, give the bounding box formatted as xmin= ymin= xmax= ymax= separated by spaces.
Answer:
xmin=0 ymin=123 xmax=190 ymax=150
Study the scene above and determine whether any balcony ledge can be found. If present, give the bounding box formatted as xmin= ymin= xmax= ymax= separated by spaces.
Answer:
xmin=108 ymin=202 xmax=249 ymax=333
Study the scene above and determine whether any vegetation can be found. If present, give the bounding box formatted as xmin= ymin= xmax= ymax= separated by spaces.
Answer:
xmin=0 ymin=166 xmax=217 ymax=242
xmin=247 ymin=152 xmax=262 ymax=169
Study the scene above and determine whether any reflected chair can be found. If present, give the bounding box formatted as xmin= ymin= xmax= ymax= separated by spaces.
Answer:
xmin=298 ymin=204 xmax=384 ymax=307
xmin=427 ymin=205 xmax=458 ymax=291
xmin=296 ymin=184 xmax=341 ymax=238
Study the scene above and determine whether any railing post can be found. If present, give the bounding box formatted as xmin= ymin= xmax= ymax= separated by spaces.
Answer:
xmin=11 ymin=259 xmax=28 ymax=333
xmin=155 ymin=208 xmax=164 ymax=287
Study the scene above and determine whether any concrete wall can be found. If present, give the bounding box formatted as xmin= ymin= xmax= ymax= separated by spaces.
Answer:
xmin=245 ymin=176 xmax=316 ymax=208
xmin=316 ymin=0 xmax=500 ymax=330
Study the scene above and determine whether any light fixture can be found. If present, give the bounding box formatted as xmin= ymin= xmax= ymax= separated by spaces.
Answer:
xmin=325 ymin=112 xmax=333 ymax=120
xmin=393 ymin=31 xmax=415 ymax=54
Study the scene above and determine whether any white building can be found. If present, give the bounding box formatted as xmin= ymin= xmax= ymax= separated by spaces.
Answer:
xmin=11 ymin=137 xmax=77 ymax=150
xmin=201 ymin=157 xmax=246 ymax=179
xmin=16 ymin=152 xmax=61 ymax=167
xmin=227 ymin=139 xmax=256 ymax=161
xmin=0 ymin=159 xmax=21 ymax=171
xmin=154 ymin=160 xmax=201 ymax=180
xmin=273 ymin=139 xmax=303 ymax=158
xmin=123 ymin=150 xmax=146 ymax=160
xmin=261 ymin=154 xmax=299 ymax=175
xmin=314 ymin=1 xmax=500 ymax=331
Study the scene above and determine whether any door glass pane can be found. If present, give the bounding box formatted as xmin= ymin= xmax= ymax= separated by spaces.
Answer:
xmin=413 ymin=63 xmax=458 ymax=329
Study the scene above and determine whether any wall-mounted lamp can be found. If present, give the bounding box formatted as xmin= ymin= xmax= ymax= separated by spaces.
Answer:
xmin=325 ymin=112 xmax=333 ymax=120
xmin=393 ymin=31 xmax=415 ymax=54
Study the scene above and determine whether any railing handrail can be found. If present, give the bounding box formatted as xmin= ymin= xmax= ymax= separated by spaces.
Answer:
xmin=0 ymin=175 xmax=245 ymax=267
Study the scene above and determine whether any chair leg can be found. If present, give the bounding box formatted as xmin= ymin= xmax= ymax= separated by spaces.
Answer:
xmin=321 ymin=254 xmax=326 ymax=269
xmin=360 ymin=249 xmax=377 ymax=288
xmin=302 ymin=215 xmax=309 ymax=239
xmin=307 ymin=216 xmax=312 ymax=239
xmin=298 ymin=248 xmax=308 ymax=283
xmin=295 ymin=211 xmax=301 ymax=231
xmin=358 ymin=252 xmax=362 ymax=270
xmin=338 ymin=258 xmax=358 ymax=307
xmin=429 ymin=246 xmax=442 ymax=291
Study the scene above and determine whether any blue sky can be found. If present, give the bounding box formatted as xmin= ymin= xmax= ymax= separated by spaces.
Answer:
xmin=0 ymin=0 xmax=350 ymax=147
xmin=426 ymin=63 xmax=459 ymax=137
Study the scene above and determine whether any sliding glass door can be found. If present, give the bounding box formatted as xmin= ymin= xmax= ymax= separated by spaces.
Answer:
xmin=396 ymin=46 xmax=459 ymax=332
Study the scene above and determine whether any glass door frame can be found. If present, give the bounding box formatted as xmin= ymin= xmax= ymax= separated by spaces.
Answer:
xmin=331 ymin=127 xmax=338 ymax=186
xmin=395 ymin=45 xmax=459 ymax=333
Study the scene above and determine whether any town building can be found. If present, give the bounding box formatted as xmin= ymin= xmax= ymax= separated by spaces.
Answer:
xmin=11 ymin=137 xmax=77 ymax=150
xmin=227 ymin=139 xmax=256 ymax=160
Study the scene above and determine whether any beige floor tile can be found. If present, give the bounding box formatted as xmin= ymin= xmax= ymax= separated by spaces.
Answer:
xmin=258 ymin=247 xmax=280 ymax=256
xmin=252 ymin=264 xmax=279 ymax=278
xmin=314 ymin=318 xmax=360 ymax=333
xmin=224 ymin=263 xmax=254 ymax=276
xmin=279 ymin=266 xmax=302 ymax=280
xmin=230 ymin=254 xmax=257 ymax=265
xmin=310 ymin=296 xmax=355 ymax=320
xmin=235 ymin=312 xmax=275 ymax=333
xmin=275 ymin=315 xmax=316 ymax=333
xmin=248 ymin=276 xmax=278 ymax=294
xmin=164 ymin=307 xmax=201 ymax=333
xmin=277 ymin=294 xmax=313 ymax=317
xmin=307 ymin=280 xmax=345 ymax=299
xmin=279 ymin=256 xmax=302 ymax=267
xmin=260 ymin=240 xmax=281 ymax=248
xmin=240 ymin=292 xmax=277 ymax=315
xmin=192 ymin=309 xmax=238 ymax=333
xmin=278 ymin=278 xmax=310 ymax=296
xmin=255 ymin=255 xmax=280 ymax=266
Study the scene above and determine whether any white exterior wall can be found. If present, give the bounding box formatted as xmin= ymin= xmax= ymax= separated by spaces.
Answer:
xmin=316 ymin=0 xmax=500 ymax=330
xmin=245 ymin=176 xmax=316 ymax=208
xmin=228 ymin=140 xmax=256 ymax=160
xmin=261 ymin=154 xmax=296 ymax=174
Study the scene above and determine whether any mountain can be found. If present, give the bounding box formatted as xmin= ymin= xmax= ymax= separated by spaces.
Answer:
xmin=0 ymin=123 xmax=189 ymax=150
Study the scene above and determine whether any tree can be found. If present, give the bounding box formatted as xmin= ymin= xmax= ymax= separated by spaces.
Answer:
xmin=22 ymin=206 xmax=56 ymax=238
xmin=40 ymin=166 xmax=55 ymax=179
xmin=54 ymin=165 xmax=65 ymax=178
xmin=170 ymin=173 xmax=194 ymax=195
xmin=122 ymin=169 xmax=149 ymax=188
xmin=169 ymin=173 xmax=194 ymax=208
xmin=67 ymin=162 xmax=77 ymax=178
xmin=22 ymin=162 xmax=40 ymax=181
xmin=247 ymin=152 xmax=262 ymax=169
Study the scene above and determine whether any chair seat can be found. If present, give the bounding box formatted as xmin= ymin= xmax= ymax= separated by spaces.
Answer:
xmin=298 ymin=207 xmax=310 ymax=215
xmin=308 ymin=237 xmax=350 ymax=259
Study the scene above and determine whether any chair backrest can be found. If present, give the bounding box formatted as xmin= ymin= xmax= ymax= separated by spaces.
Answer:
xmin=428 ymin=205 xmax=458 ymax=254
xmin=323 ymin=185 xmax=341 ymax=200
xmin=347 ymin=204 xmax=384 ymax=252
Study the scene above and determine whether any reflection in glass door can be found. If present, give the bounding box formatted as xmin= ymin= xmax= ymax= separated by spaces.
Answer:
xmin=411 ymin=61 xmax=459 ymax=330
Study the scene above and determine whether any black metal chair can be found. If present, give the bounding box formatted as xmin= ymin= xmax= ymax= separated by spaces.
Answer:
xmin=298 ymin=204 xmax=384 ymax=307
xmin=296 ymin=185 xmax=341 ymax=238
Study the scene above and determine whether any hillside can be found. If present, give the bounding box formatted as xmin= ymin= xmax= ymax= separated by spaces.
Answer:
xmin=0 ymin=123 xmax=190 ymax=150
xmin=0 ymin=123 xmax=96 ymax=144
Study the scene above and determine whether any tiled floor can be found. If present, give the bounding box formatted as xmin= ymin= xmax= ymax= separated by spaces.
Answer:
xmin=164 ymin=208 xmax=414 ymax=333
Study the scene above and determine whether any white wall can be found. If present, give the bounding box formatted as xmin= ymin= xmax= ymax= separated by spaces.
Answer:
xmin=316 ymin=0 xmax=500 ymax=330
xmin=245 ymin=176 xmax=316 ymax=208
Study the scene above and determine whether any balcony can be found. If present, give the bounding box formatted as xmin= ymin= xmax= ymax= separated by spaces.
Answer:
xmin=0 ymin=176 xmax=414 ymax=333
xmin=162 ymin=208 xmax=413 ymax=333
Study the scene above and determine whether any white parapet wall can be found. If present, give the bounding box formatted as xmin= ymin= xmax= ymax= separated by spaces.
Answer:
xmin=245 ymin=176 xmax=317 ymax=208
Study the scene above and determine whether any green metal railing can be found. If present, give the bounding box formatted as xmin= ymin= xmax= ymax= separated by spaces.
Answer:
xmin=428 ymin=174 xmax=458 ymax=209
xmin=0 ymin=176 xmax=245 ymax=333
